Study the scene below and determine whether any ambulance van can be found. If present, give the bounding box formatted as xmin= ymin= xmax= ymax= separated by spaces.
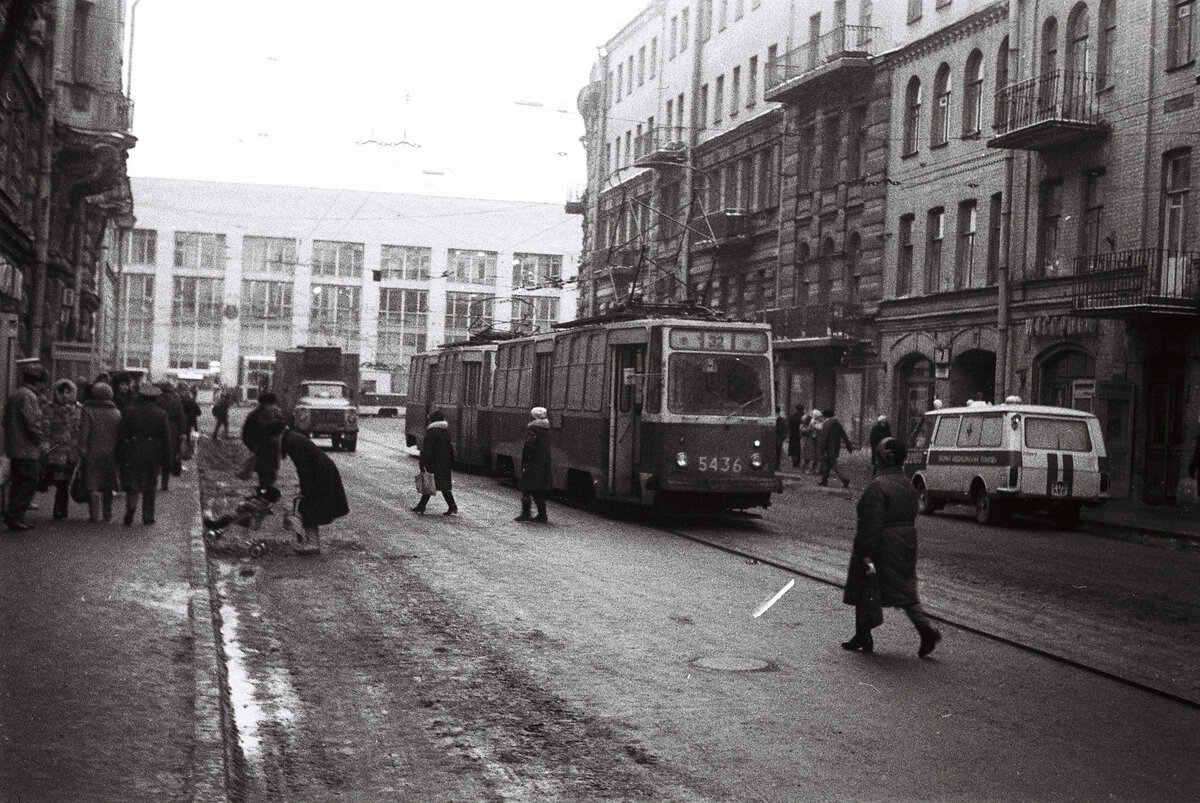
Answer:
xmin=904 ymin=398 xmax=1109 ymax=529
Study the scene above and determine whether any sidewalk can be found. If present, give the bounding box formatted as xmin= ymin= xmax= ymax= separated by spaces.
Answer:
xmin=777 ymin=449 xmax=1199 ymax=542
xmin=0 ymin=464 xmax=226 ymax=801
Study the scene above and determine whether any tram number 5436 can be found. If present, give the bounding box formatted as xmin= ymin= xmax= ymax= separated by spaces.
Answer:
xmin=698 ymin=456 xmax=743 ymax=473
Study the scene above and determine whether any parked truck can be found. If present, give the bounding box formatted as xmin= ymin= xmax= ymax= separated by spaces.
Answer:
xmin=273 ymin=346 xmax=360 ymax=451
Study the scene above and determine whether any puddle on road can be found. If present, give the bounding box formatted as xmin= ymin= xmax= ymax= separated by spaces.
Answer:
xmin=216 ymin=562 xmax=303 ymax=784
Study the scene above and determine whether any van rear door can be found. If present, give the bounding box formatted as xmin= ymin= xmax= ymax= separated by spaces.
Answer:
xmin=1020 ymin=415 xmax=1102 ymax=500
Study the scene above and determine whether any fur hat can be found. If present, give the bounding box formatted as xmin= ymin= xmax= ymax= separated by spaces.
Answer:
xmin=530 ymin=406 xmax=548 ymax=420
xmin=90 ymin=382 xmax=114 ymax=401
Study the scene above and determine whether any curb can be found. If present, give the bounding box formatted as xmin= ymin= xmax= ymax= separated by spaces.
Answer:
xmin=189 ymin=475 xmax=237 ymax=801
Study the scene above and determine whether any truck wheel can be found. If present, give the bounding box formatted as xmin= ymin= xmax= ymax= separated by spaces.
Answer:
xmin=343 ymin=436 xmax=357 ymax=452
xmin=973 ymin=488 xmax=1006 ymax=525
xmin=330 ymin=434 xmax=342 ymax=451
xmin=915 ymin=478 xmax=941 ymax=514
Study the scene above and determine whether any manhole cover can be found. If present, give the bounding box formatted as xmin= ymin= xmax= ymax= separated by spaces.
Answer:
xmin=690 ymin=654 xmax=772 ymax=672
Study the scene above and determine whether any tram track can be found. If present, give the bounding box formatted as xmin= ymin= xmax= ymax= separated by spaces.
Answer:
xmin=649 ymin=516 xmax=1200 ymax=713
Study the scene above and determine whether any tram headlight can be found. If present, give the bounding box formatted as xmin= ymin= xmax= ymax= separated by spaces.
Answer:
xmin=676 ymin=451 xmax=689 ymax=468
xmin=750 ymin=452 xmax=764 ymax=469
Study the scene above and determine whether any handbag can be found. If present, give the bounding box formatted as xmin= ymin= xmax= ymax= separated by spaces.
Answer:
xmin=415 ymin=469 xmax=436 ymax=495
xmin=70 ymin=461 xmax=89 ymax=503
xmin=862 ymin=570 xmax=884 ymax=629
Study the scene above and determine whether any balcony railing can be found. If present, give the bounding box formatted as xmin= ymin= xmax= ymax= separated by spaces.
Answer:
xmin=1072 ymin=248 xmax=1200 ymax=317
xmin=759 ymin=302 xmax=864 ymax=340
xmin=989 ymin=70 xmax=1106 ymax=150
xmin=764 ymin=25 xmax=879 ymax=102
xmin=693 ymin=209 xmax=750 ymax=252
xmin=633 ymin=126 xmax=688 ymax=167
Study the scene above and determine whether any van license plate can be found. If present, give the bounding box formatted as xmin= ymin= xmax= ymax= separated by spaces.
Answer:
xmin=1051 ymin=482 xmax=1067 ymax=497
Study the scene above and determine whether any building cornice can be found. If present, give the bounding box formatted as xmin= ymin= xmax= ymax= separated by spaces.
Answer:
xmin=881 ymin=2 xmax=1008 ymax=69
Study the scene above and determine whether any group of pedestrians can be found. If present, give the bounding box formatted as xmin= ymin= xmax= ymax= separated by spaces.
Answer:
xmin=2 ymin=362 xmax=203 ymax=530
xmin=780 ymin=406 xmax=857 ymax=487
xmin=411 ymin=405 xmax=552 ymax=523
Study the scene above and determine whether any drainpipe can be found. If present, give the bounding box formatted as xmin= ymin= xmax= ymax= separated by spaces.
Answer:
xmin=29 ymin=1 xmax=57 ymax=361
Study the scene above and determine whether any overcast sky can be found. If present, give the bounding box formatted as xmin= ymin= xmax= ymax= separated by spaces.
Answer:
xmin=127 ymin=0 xmax=647 ymax=203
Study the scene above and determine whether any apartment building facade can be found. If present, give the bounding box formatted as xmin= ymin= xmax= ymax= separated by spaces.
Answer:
xmin=579 ymin=0 xmax=1200 ymax=503
xmin=124 ymin=178 xmax=579 ymax=398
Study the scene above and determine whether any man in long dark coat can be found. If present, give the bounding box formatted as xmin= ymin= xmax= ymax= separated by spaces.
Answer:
xmin=116 ymin=383 xmax=172 ymax=525
xmin=154 ymin=381 xmax=186 ymax=490
xmin=242 ymin=392 xmax=284 ymax=489
xmin=868 ymin=415 xmax=892 ymax=476
xmin=412 ymin=409 xmax=456 ymax=515
xmin=786 ymin=405 xmax=805 ymax=468
xmin=817 ymin=408 xmax=854 ymax=487
xmin=842 ymin=437 xmax=941 ymax=657
xmin=515 ymin=406 xmax=552 ymax=523
xmin=278 ymin=426 xmax=348 ymax=554
xmin=3 ymin=361 xmax=48 ymax=530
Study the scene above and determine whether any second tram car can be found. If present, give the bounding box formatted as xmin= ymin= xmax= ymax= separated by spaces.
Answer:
xmin=407 ymin=310 xmax=782 ymax=511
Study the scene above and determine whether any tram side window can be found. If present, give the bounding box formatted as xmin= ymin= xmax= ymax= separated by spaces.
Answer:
xmin=448 ymin=354 xmax=463 ymax=405
xmin=567 ymin=335 xmax=586 ymax=409
xmin=517 ymin=343 xmax=533 ymax=408
xmin=551 ymin=337 xmax=569 ymax=410
xmin=932 ymin=415 xmax=961 ymax=448
xmin=493 ymin=347 xmax=510 ymax=407
xmin=481 ymin=353 xmax=493 ymax=408
xmin=408 ymin=359 xmax=423 ymax=400
xmin=464 ymin=362 xmax=481 ymax=406
xmin=584 ymin=332 xmax=606 ymax=411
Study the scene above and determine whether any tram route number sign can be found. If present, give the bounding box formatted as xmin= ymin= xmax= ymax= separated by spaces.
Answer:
xmin=697 ymin=456 xmax=743 ymax=473
xmin=669 ymin=329 xmax=768 ymax=353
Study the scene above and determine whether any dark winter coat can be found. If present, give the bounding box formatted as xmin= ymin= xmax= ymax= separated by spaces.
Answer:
xmin=281 ymin=430 xmax=349 ymax=527
xmin=869 ymin=420 xmax=892 ymax=464
xmin=843 ymin=467 xmax=921 ymax=608
xmin=116 ymin=398 xmax=172 ymax=493
xmin=518 ymin=419 xmax=552 ymax=493
xmin=786 ymin=408 xmax=805 ymax=454
xmin=419 ymin=420 xmax=454 ymax=491
xmin=819 ymin=416 xmax=853 ymax=460
xmin=3 ymin=383 xmax=45 ymax=460
xmin=154 ymin=386 xmax=187 ymax=454
xmin=242 ymin=403 xmax=285 ymax=486
xmin=79 ymin=399 xmax=122 ymax=493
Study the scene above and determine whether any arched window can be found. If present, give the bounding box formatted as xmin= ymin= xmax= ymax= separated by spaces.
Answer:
xmin=1066 ymin=4 xmax=1091 ymax=75
xmin=794 ymin=240 xmax=810 ymax=305
xmin=931 ymin=63 xmax=952 ymax=147
xmin=1097 ymin=0 xmax=1116 ymax=89
xmin=994 ymin=36 xmax=1010 ymax=127
xmin=963 ymin=50 xmax=984 ymax=136
xmin=1040 ymin=349 xmax=1095 ymax=409
xmin=903 ymin=76 xmax=922 ymax=155
xmin=819 ymin=236 xmax=835 ymax=306
xmin=845 ymin=231 xmax=861 ymax=306
xmin=1041 ymin=17 xmax=1059 ymax=76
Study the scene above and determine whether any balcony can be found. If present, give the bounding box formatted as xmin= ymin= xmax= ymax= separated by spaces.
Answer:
xmin=633 ymin=126 xmax=688 ymax=168
xmin=1072 ymin=248 xmax=1200 ymax=318
xmin=760 ymin=302 xmax=864 ymax=340
xmin=989 ymin=70 xmax=1106 ymax=151
xmin=692 ymin=210 xmax=750 ymax=253
xmin=764 ymin=25 xmax=879 ymax=103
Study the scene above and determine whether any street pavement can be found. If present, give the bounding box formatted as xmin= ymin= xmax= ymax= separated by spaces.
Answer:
xmin=0 ymin=424 xmax=1194 ymax=800
xmin=0 ymin=457 xmax=225 ymax=802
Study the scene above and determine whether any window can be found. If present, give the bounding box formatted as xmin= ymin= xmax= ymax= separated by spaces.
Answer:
xmin=604 ymin=71 xmax=613 ymax=107
xmin=380 ymin=244 xmax=431 ymax=280
xmin=719 ymin=0 xmax=728 ymax=30
xmin=821 ymin=114 xmax=841 ymax=185
xmin=699 ymin=0 xmax=712 ymax=40
xmin=994 ymin=36 xmax=1010 ymax=127
xmin=1025 ymin=417 xmax=1092 ymax=452
xmin=845 ymin=231 xmax=861 ymax=306
xmin=681 ymin=6 xmax=690 ymax=50
xmin=650 ymin=37 xmax=658 ymax=78
xmin=931 ymin=63 xmax=951 ymax=147
xmin=756 ymin=147 xmax=775 ymax=209
xmin=71 ymin=1 xmax=91 ymax=84
xmin=987 ymin=192 xmax=1002 ymax=286
xmin=1066 ymin=4 xmax=1091 ymax=78
xmin=309 ymin=284 xmax=361 ymax=346
xmin=1163 ymin=150 xmax=1191 ymax=252
xmin=1037 ymin=179 xmax=1064 ymax=275
xmin=739 ymin=155 xmax=753 ymax=208
xmin=448 ymin=248 xmax=497 ymax=285
xmin=932 ymin=416 xmax=961 ymax=447
xmin=1080 ymin=169 xmax=1106 ymax=258
xmin=955 ymin=200 xmax=977 ymax=289
xmin=625 ymin=130 xmax=632 ymax=164
xmin=747 ymin=56 xmax=758 ymax=107
xmin=676 ymin=92 xmax=686 ymax=137
xmin=242 ymin=236 xmax=297 ymax=275
xmin=510 ymin=296 xmax=559 ymax=333
xmin=174 ymin=232 xmax=225 ymax=271
xmin=1041 ymin=17 xmax=1059 ymax=78
xmin=125 ymin=229 xmax=157 ymax=265
xmin=172 ymin=276 xmax=223 ymax=322
xmin=797 ymin=124 xmax=814 ymax=193
xmin=670 ymin=16 xmax=678 ymax=57
xmin=925 ymin=207 xmax=944 ymax=293
xmin=1097 ymin=0 xmax=1115 ymax=87
xmin=378 ymin=287 xmax=428 ymax=330
xmin=638 ymin=46 xmax=645 ymax=85
xmin=859 ymin=0 xmax=873 ymax=34
xmin=698 ymin=84 xmax=709 ymax=129
xmin=444 ymin=292 xmax=493 ymax=338
xmin=714 ymin=75 xmax=724 ymax=123
xmin=903 ymin=77 xmax=921 ymax=155
xmin=735 ymin=0 xmax=744 ymax=21
xmin=730 ymin=66 xmax=741 ymax=116
xmin=616 ymin=63 xmax=623 ymax=100
xmin=512 ymin=252 xmax=563 ymax=288
xmin=312 ymin=240 xmax=363 ymax=278
xmin=957 ymin=414 xmax=1004 ymax=448
xmin=118 ymin=274 xmax=154 ymax=368
xmin=808 ymin=14 xmax=821 ymax=71
xmin=847 ymin=105 xmax=866 ymax=179
xmin=1169 ymin=0 xmax=1195 ymax=68
xmin=897 ymin=214 xmax=915 ymax=295
xmin=240 ymin=280 xmax=292 ymax=321
xmin=627 ymin=55 xmax=634 ymax=94
xmin=962 ymin=50 xmax=983 ymax=136
xmin=908 ymin=0 xmax=922 ymax=24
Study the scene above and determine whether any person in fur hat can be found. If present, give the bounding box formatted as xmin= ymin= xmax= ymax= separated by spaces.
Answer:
xmin=411 ymin=409 xmax=457 ymax=515
xmin=515 ymin=406 xmax=552 ymax=523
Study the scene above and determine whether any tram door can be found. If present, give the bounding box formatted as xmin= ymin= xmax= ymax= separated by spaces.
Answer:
xmin=458 ymin=359 xmax=482 ymax=459
xmin=610 ymin=345 xmax=645 ymax=497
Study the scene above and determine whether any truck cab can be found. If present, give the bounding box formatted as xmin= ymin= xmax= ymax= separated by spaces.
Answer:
xmin=275 ymin=347 xmax=360 ymax=451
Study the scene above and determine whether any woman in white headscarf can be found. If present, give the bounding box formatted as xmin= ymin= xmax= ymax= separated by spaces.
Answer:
xmin=515 ymin=406 xmax=552 ymax=523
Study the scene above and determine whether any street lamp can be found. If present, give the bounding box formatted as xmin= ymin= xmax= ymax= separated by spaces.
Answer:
xmin=110 ymin=213 xmax=136 ymax=369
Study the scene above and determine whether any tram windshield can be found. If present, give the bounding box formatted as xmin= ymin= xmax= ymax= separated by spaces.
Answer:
xmin=666 ymin=353 xmax=771 ymax=416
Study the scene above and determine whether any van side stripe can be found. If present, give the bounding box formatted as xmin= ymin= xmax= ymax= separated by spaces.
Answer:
xmin=1046 ymin=452 xmax=1058 ymax=496
xmin=1063 ymin=453 xmax=1074 ymax=497
xmin=927 ymin=450 xmax=1022 ymax=467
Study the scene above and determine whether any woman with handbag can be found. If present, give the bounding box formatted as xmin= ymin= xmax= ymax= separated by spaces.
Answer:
xmin=42 ymin=379 xmax=84 ymax=520
xmin=411 ymin=409 xmax=456 ymax=515
xmin=841 ymin=437 xmax=942 ymax=657
xmin=78 ymin=382 xmax=123 ymax=523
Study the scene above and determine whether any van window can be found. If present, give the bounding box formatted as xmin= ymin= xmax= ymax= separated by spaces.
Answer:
xmin=932 ymin=416 xmax=961 ymax=447
xmin=1025 ymin=416 xmax=1092 ymax=452
xmin=911 ymin=416 xmax=935 ymax=448
xmin=957 ymin=413 xmax=1004 ymax=447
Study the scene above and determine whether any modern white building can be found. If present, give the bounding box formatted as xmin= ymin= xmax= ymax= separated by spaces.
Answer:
xmin=123 ymin=178 xmax=580 ymax=397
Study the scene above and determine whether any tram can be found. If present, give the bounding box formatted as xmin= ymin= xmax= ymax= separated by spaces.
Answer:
xmin=406 ymin=307 xmax=782 ymax=511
